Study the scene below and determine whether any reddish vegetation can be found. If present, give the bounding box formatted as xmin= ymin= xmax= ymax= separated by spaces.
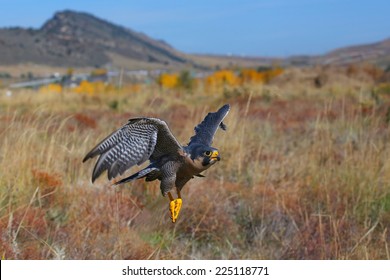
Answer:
xmin=74 ymin=113 xmax=97 ymax=129
xmin=32 ymin=169 xmax=62 ymax=188
xmin=1 ymin=64 xmax=390 ymax=259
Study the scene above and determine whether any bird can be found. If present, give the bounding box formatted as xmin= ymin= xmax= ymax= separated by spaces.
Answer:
xmin=83 ymin=104 xmax=230 ymax=222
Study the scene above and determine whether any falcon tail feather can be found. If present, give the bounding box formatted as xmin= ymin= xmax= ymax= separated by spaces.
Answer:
xmin=114 ymin=167 xmax=159 ymax=185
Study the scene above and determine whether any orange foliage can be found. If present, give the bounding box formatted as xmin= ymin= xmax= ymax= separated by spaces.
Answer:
xmin=74 ymin=80 xmax=94 ymax=95
xmin=158 ymin=73 xmax=179 ymax=89
xmin=205 ymin=68 xmax=283 ymax=93
xmin=205 ymin=70 xmax=239 ymax=92
xmin=240 ymin=69 xmax=265 ymax=84
xmin=72 ymin=80 xmax=107 ymax=95
xmin=39 ymin=83 xmax=62 ymax=94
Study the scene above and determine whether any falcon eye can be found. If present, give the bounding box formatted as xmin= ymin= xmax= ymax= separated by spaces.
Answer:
xmin=204 ymin=151 xmax=212 ymax=156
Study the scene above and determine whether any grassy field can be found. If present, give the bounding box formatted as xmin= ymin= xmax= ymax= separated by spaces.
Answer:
xmin=1 ymin=66 xmax=390 ymax=259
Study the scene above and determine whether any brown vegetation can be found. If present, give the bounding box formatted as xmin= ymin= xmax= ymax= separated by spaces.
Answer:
xmin=1 ymin=65 xmax=390 ymax=259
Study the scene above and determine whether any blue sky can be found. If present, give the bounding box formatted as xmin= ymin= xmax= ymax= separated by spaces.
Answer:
xmin=0 ymin=0 xmax=389 ymax=57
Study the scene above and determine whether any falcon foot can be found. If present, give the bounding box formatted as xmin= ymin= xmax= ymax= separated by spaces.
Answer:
xmin=169 ymin=198 xmax=182 ymax=223
xmin=168 ymin=190 xmax=182 ymax=223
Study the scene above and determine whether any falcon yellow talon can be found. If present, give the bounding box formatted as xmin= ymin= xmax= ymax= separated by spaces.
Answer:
xmin=169 ymin=198 xmax=182 ymax=223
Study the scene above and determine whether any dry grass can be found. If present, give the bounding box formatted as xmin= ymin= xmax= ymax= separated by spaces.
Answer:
xmin=1 ymin=66 xmax=390 ymax=259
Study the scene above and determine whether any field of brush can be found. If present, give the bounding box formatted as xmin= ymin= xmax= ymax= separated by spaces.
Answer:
xmin=1 ymin=66 xmax=390 ymax=259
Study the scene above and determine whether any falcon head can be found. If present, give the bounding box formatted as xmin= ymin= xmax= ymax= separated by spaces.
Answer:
xmin=201 ymin=148 xmax=220 ymax=167
xmin=187 ymin=144 xmax=221 ymax=167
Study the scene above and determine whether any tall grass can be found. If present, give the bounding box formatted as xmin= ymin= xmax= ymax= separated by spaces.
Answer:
xmin=1 ymin=69 xmax=389 ymax=259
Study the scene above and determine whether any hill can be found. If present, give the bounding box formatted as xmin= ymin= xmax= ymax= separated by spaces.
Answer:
xmin=0 ymin=10 xmax=193 ymax=69
xmin=320 ymin=38 xmax=390 ymax=66
xmin=284 ymin=38 xmax=390 ymax=67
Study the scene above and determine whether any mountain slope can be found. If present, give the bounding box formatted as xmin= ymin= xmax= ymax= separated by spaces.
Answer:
xmin=320 ymin=38 xmax=390 ymax=65
xmin=0 ymin=10 xmax=190 ymax=68
xmin=285 ymin=38 xmax=390 ymax=67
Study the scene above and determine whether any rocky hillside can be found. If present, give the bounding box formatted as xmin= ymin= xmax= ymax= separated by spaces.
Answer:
xmin=0 ymin=10 xmax=191 ymax=68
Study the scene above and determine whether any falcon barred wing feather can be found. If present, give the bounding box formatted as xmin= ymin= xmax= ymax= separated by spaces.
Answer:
xmin=188 ymin=104 xmax=230 ymax=146
xmin=83 ymin=118 xmax=182 ymax=182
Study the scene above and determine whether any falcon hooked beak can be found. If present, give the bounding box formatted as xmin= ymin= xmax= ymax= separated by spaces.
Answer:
xmin=210 ymin=150 xmax=220 ymax=161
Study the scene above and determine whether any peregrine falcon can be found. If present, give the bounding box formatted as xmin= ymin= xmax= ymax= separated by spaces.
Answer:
xmin=83 ymin=104 xmax=230 ymax=222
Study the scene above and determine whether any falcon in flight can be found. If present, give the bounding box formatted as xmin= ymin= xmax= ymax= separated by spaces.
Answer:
xmin=83 ymin=104 xmax=230 ymax=222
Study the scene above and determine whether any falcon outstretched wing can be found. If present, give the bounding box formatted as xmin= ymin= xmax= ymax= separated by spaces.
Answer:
xmin=83 ymin=118 xmax=182 ymax=182
xmin=188 ymin=104 xmax=230 ymax=146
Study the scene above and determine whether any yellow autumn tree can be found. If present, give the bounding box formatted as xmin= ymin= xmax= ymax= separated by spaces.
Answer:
xmin=158 ymin=73 xmax=179 ymax=89
xmin=39 ymin=83 xmax=62 ymax=94
xmin=239 ymin=68 xmax=284 ymax=85
xmin=73 ymin=80 xmax=95 ymax=95
xmin=72 ymin=80 xmax=115 ymax=95
xmin=205 ymin=70 xmax=239 ymax=93
xmin=240 ymin=69 xmax=265 ymax=84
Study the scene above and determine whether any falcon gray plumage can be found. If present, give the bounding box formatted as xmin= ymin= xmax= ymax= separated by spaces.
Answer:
xmin=83 ymin=104 xmax=230 ymax=222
